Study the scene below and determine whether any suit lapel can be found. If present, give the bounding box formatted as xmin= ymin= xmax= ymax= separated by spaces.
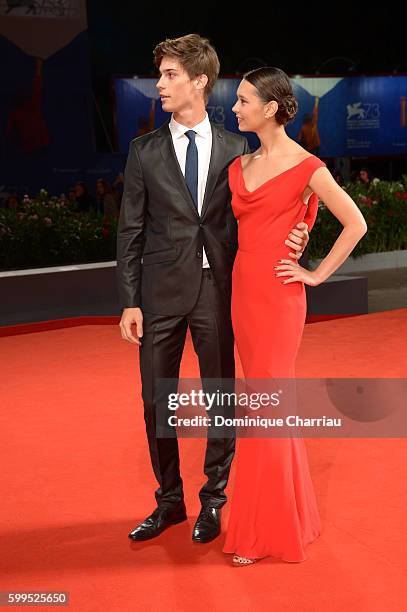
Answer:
xmin=200 ymin=123 xmax=226 ymax=219
xmin=156 ymin=121 xmax=199 ymax=217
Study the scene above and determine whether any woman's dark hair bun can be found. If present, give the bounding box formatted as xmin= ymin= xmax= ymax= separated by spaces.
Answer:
xmin=243 ymin=67 xmax=298 ymax=125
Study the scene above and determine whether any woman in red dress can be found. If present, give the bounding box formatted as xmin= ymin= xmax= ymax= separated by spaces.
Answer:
xmin=223 ymin=67 xmax=367 ymax=566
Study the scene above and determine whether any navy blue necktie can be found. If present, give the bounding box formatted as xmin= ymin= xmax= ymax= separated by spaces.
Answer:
xmin=184 ymin=130 xmax=198 ymax=208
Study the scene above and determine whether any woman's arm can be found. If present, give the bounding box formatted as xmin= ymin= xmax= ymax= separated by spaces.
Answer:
xmin=275 ymin=167 xmax=367 ymax=286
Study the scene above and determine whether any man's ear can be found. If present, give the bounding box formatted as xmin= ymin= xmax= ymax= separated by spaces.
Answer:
xmin=195 ymin=73 xmax=208 ymax=91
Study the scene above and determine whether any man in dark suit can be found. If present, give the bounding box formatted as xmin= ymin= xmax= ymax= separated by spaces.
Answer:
xmin=117 ymin=34 xmax=309 ymax=544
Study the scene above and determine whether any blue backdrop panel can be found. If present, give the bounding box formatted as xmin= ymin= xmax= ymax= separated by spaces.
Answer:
xmin=114 ymin=76 xmax=407 ymax=157
xmin=0 ymin=32 xmax=110 ymax=197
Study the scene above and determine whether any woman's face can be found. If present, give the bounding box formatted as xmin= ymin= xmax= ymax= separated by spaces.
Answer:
xmin=232 ymin=79 xmax=276 ymax=132
xmin=75 ymin=184 xmax=85 ymax=197
xmin=359 ymin=170 xmax=369 ymax=183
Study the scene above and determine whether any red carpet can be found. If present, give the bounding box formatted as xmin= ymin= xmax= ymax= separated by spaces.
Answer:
xmin=0 ymin=313 xmax=353 ymax=338
xmin=1 ymin=309 xmax=406 ymax=611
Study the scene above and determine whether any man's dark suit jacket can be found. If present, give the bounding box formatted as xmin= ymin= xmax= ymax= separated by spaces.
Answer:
xmin=116 ymin=120 xmax=249 ymax=315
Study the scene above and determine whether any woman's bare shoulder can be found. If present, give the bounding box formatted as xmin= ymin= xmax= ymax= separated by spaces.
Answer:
xmin=289 ymin=142 xmax=316 ymax=163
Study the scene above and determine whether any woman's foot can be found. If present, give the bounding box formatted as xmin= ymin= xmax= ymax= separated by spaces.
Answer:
xmin=232 ymin=554 xmax=263 ymax=566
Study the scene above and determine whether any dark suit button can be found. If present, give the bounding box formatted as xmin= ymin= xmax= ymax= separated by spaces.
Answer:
xmin=199 ymin=223 xmax=203 ymax=228
xmin=197 ymin=251 xmax=202 ymax=258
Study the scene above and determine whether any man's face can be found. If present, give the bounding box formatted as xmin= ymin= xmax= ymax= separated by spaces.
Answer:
xmin=156 ymin=56 xmax=201 ymax=114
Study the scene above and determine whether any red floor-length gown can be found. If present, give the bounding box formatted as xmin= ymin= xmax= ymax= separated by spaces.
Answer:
xmin=223 ymin=154 xmax=326 ymax=562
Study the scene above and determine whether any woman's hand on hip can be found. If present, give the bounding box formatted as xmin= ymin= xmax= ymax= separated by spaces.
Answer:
xmin=274 ymin=260 xmax=322 ymax=286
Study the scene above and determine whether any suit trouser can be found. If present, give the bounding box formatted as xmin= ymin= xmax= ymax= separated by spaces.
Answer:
xmin=139 ymin=268 xmax=236 ymax=510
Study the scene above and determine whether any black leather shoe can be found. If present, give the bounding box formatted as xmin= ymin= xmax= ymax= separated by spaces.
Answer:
xmin=128 ymin=502 xmax=187 ymax=541
xmin=192 ymin=506 xmax=221 ymax=543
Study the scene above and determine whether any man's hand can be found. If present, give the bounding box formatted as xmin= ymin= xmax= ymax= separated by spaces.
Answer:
xmin=119 ymin=307 xmax=143 ymax=345
xmin=285 ymin=222 xmax=309 ymax=261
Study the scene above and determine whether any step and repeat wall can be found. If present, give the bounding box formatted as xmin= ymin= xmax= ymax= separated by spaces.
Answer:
xmin=1 ymin=1 xmax=406 ymax=197
xmin=114 ymin=75 xmax=407 ymax=157
xmin=0 ymin=0 xmax=124 ymax=196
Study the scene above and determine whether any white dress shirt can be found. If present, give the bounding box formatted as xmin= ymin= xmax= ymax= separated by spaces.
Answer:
xmin=169 ymin=113 xmax=212 ymax=268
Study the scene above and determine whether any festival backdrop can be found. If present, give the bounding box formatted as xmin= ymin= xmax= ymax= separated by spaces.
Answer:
xmin=1 ymin=2 xmax=406 ymax=200
xmin=0 ymin=0 xmax=123 ymax=198
xmin=114 ymin=75 xmax=407 ymax=157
